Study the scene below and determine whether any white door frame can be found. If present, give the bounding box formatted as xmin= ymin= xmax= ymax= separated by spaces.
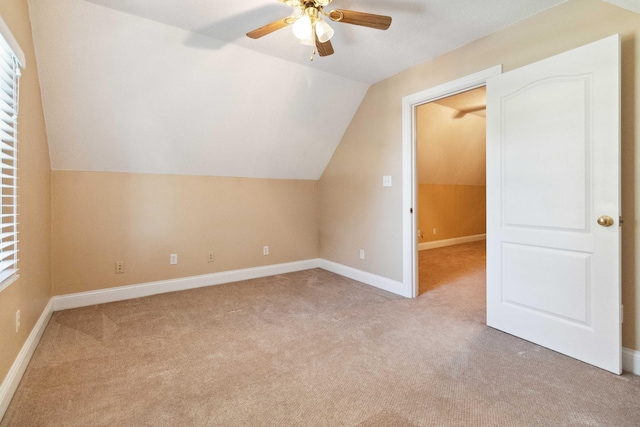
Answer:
xmin=401 ymin=65 xmax=503 ymax=298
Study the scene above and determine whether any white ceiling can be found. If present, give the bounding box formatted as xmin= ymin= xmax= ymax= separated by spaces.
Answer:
xmin=82 ymin=0 xmax=568 ymax=84
xmin=28 ymin=0 xmax=569 ymax=181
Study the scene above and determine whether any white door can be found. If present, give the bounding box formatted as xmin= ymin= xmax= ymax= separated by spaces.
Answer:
xmin=486 ymin=35 xmax=621 ymax=374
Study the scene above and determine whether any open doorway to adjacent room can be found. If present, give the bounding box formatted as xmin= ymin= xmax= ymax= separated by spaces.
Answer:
xmin=415 ymin=87 xmax=487 ymax=300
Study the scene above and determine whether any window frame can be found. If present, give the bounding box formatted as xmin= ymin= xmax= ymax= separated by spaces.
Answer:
xmin=0 ymin=15 xmax=24 ymax=292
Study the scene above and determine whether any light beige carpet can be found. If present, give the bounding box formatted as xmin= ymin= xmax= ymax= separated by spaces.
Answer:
xmin=2 ymin=241 xmax=640 ymax=426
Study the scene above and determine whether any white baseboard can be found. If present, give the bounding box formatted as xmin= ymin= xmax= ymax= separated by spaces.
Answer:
xmin=53 ymin=259 xmax=410 ymax=311
xmin=53 ymin=259 xmax=320 ymax=311
xmin=319 ymin=259 xmax=405 ymax=296
xmin=0 ymin=298 xmax=54 ymax=421
xmin=623 ymin=347 xmax=640 ymax=375
xmin=418 ymin=234 xmax=486 ymax=251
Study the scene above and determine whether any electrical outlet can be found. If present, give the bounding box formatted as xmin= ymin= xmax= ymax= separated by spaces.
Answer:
xmin=383 ymin=175 xmax=392 ymax=187
xmin=170 ymin=254 xmax=178 ymax=265
xmin=15 ymin=310 xmax=20 ymax=333
xmin=433 ymin=228 xmax=437 ymax=235
xmin=263 ymin=246 xmax=269 ymax=256
xmin=208 ymin=252 xmax=215 ymax=263
xmin=359 ymin=249 xmax=365 ymax=260
xmin=115 ymin=262 xmax=125 ymax=274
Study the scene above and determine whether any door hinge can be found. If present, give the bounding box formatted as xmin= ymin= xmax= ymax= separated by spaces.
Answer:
xmin=621 ymin=304 xmax=624 ymax=324
xmin=410 ymin=208 xmax=413 ymax=214
xmin=619 ymin=216 xmax=624 ymax=226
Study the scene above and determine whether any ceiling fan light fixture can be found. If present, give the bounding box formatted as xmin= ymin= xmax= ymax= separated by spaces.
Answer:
xmin=315 ymin=18 xmax=334 ymax=43
xmin=300 ymin=32 xmax=316 ymax=46
xmin=292 ymin=14 xmax=313 ymax=40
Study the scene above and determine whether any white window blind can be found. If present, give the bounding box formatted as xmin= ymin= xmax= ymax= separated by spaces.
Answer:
xmin=0 ymin=28 xmax=20 ymax=291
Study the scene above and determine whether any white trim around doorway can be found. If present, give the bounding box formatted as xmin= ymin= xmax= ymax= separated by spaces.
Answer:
xmin=401 ymin=65 xmax=502 ymax=298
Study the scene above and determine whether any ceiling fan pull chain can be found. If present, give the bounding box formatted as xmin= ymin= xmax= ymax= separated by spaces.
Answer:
xmin=310 ymin=48 xmax=317 ymax=61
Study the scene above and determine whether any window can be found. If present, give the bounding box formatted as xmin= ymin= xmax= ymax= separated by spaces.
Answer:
xmin=0 ymin=16 xmax=23 ymax=291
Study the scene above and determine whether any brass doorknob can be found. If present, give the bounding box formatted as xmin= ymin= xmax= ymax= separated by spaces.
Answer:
xmin=597 ymin=215 xmax=614 ymax=227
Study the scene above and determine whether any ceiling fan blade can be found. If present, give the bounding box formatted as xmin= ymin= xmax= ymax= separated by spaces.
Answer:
xmin=328 ymin=9 xmax=392 ymax=30
xmin=316 ymin=37 xmax=334 ymax=57
xmin=246 ymin=18 xmax=290 ymax=39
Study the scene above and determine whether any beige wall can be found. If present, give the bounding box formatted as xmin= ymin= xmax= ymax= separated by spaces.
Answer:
xmin=416 ymin=102 xmax=486 ymax=186
xmin=418 ymin=184 xmax=486 ymax=243
xmin=0 ymin=2 xmax=52 ymax=383
xmin=319 ymin=0 xmax=640 ymax=350
xmin=52 ymin=172 xmax=319 ymax=295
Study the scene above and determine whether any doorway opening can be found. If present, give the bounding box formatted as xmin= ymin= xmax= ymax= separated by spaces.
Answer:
xmin=401 ymin=65 xmax=501 ymax=299
xmin=415 ymin=87 xmax=487 ymax=297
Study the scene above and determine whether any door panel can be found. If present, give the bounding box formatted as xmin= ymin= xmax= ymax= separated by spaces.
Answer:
xmin=502 ymin=243 xmax=590 ymax=324
xmin=487 ymin=35 xmax=621 ymax=373
xmin=503 ymin=76 xmax=589 ymax=231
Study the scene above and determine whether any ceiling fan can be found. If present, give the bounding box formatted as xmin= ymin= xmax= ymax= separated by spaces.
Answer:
xmin=246 ymin=0 xmax=392 ymax=59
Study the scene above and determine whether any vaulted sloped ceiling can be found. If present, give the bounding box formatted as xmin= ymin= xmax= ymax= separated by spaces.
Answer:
xmin=28 ymin=0 xmax=568 ymax=180
xmin=417 ymin=88 xmax=487 ymax=187
xmin=29 ymin=0 xmax=369 ymax=180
